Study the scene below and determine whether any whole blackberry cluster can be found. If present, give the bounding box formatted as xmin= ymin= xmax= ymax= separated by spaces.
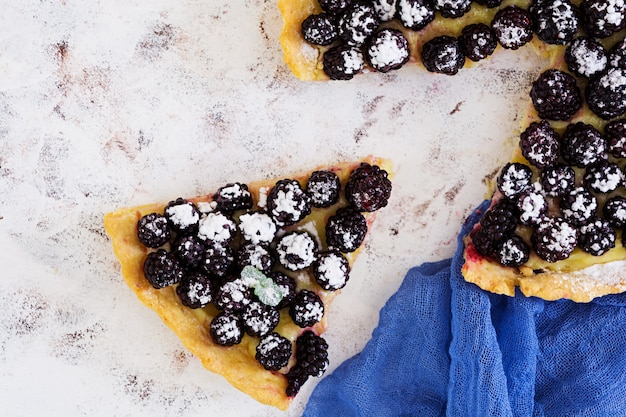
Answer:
xmin=560 ymin=122 xmax=607 ymax=167
xmin=459 ymin=23 xmax=497 ymax=62
xmin=519 ymin=120 xmax=560 ymax=169
xmin=289 ymin=290 xmax=325 ymax=328
xmin=176 ymin=271 xmax=213 ymax=309
xmin=313 ymin=251 xmax=351 ymax=291
xmin=276 ymin=231 xmax=318 ymax=271
xmin=210 ymin=311 xmax=244 ymax=346
xmin=530 ymin=0 xmax=579 ymax=45
xmin=578 ymin=217 xmax=616 ymax=256
xmin=255 ymin=333 xmax=293 ymax=371
xmin=202 ymin=241 xmax=235 ymax=277
xmin=338 ymin=2 xmax=379 ymax=45
xmin=496 ymin=235 xmax=530 ymax=267
xmin=583 ymin=161 xmax=624 ymax=193
xmin=345 ymin=162 xmax=392 ymax=212
xmin=237 ymin=243 xmax=275 ymax=273
xmin=434 ymin=0 xmax=472 ymax=19
xmin=603 ymin=196 xmax=626 ymax=227
xmin=496 ymin=162 xmax=533 ymax=200
xmin=266 ymin=179 xmax=312 ymax=226
xmin=515 ymin=187 xmax=548 ymax=226
xmin=491 ymin=5 xmax=534 ymax=50
xmin=372 ymin=0 xmax=397 ymax=22
xmin=214 ymin=278 xmax=254 ymax=313
xmin=472 ymin=200 xmax=520 ymax=258
xmin=213 ymin=182 xmax=253 ymax=213
xmin=143 ymin=249 xmax=184 ymax=289
xmin=164 ymin=198 xmax=201 ymax=234
xmin=565 ymin=37 xmax=607 ymax=79
xmin=586 ymin=67 xmax=626 ymax=120
xmin=172 ymin=234 xmax=205 ymax=269
xmin=541 ymin=164 xmax=576 ymax=197
xmin=301 ymin=13 xmax=338 ymax=46
xmin=318 ymin=0 xmax=352 ymax=15
xmin=365 ymin=28 xmax=410 ymax=73
xmin=609 ymin=39 xmax=626 ymax=69
xmin=242 ymin=301 xmax=280 ymax=337
xmin=397 ymin=0 xmax=435 ymax=31
xmin=532 ymin=217 xmax=578 ymax=262
xmin=605 ymin=119 xmax=626 ymax=158
xmin=137 ymin=213 xmax=171 ymax=248
xmin=530 ymin=69 xmax=582 ymax=121
xmin=286 ymin=331 xmax=329 ymax=397
xmin=421 ymin=36 xmax=465 ymax=75
xmin=580 ymin=0 xmax=626 ymax=38
xmin=325 ymin=206 xmax=368 ymax=252
xmin=323 ymin=44 xmax=365 ymax=80
xmin=306 ymin=170 xmax=341 ymax=208
xmin=560 ymin=187 xmax=598 ymax=226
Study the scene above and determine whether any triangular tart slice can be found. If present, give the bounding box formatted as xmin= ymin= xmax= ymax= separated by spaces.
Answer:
xmin=103 ymin=156 xmax=393 ymax=409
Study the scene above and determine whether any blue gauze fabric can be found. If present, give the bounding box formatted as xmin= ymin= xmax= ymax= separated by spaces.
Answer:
xmin=303 ymin=201 xmax=626 ymax=417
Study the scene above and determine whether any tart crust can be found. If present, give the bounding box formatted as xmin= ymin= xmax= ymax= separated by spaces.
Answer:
xmin=103 ymin=156 xmax=392 ymax=409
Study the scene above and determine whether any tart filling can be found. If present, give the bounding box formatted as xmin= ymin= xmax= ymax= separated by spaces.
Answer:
xmin=103 ymin=156 xmax=392 ymax=409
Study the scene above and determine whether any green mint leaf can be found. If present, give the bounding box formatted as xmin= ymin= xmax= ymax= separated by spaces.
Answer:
xmin=240 ymin=266 xmax=284 ymax=307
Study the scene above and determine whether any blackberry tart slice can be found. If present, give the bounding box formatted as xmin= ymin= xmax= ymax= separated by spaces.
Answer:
xmin=103 ymin=156 xmax=393 ymax=410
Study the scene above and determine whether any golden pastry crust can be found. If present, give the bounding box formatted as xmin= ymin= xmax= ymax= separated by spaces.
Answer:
xmin=103 ymin=156 xmax=392 ymax=409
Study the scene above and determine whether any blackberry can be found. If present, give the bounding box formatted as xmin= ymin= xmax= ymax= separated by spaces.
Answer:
xmin=471 ymin=228 xmax=500 ymax=258
xmin=143 ymin=249 xmax=184 ymax=289
xmin=609 ymin=39 xmax=626 ymax=69
xmin=270 ymin=271 xmax=297 ymax=309
xmin=164 ymin=198 xmax=201 ymax=234
xmin=323 ymin=44 xmax=365 ymax=80
xmin=491 ymin=6 xmax=534 ymax=50
xmin=214 ymin=278 xmax=253 ymax=313
xmin=496 ymin=162 xmax=533 ymax=200
xmin=237 ymin=243 xmax=275 ymax=273
xmin=306 ymin=170 xmax=341 ymax=208
xmin=580 ymin=0 xmax=626 ymax=38
xmin=276 ymin=231 xmax=318 ymax=272
xmin=519 ymin=119 xmax=560 ymax=168
xmin=578 ymin=217 xmax=616 ymax=256
xmin=496 ymin=235 xmax=530 ymax=267
xmin=532 ymin=217 xmax=578 ymax=262
xmin=289 ymin=290 xmax=325 ymax=328
xmin=561 ymin=122 xmax=607 ymax=168
xmin=266 ymin=179 xmax=312 ymax=227
xmin=171 ymin=234 xmax=205 ymax=269
xmin=345 ymin=163 xmax=392 ymax=212
xmin=325 ymin=206 xmax=368 ymax=252
xmin=565 ymin=37 xmax=607 ymax=78
xmin=473 ymin=0 xmax=502 ymax=7
xmin=421 ymin=36 xmax=465 ymax=75
xmin=301 ymin=13 xmax=338 ymax=46
xmin=541 ymin=164 xmax=576 ymax=197
xmin=319 ymin=0 xmax=353 ymax=15
xmin=530 ymin=69 xmax=582 ymax=121
xmin=366 ymin=28 xmax=410 ymax=73
xmin=176 ymin=271 xmax=213 ymax=309
xmin=433 ymin=0 xmax=472 ymax=18
xmin=605 ymin=119 xmax=626 ymax=158
xmin=583 ymin=161 xmax=624 ymax=193
xmin=586 ymin=67 xmax=626 ymax=120
xmin=286 ymin=331 xmax=329 ymax=396
xmin=338 ymin=2 xmax=379 ymax=46
xmin=202 ymin=241 xmax=235 ymax=277
xmin=479 ymin=199 xmax=519 ymax=240
xmin=372 ymin=0 xmax=397 ymax=21
xmin=197 ymin=211 xmax=237 ymax=245
xmin=255 ymin=332 xmax=293 ymax=371
xmin=560 ymin=187 xmax=598 ymax=226
xmin=242 ymin=301 xmax=280 ymax=337
xmin=515 ymin=186 xmax=548 ymax=226
xmin=210 ymin=311 xmax=244 ymax=346
xmin=313 ymin=251 xmax=350 ymax=291
xmin=530 ymin=0 xmax=579 ymax=45
xmin=238 ymin=211 xmax=277 ymax=245
xmin=396 ymin=0 xmax=435 ymax=31
xmin=603 ymin=196 xmax=626 ymax=227
xmin=459 ymin=23 xmax=497 ymax=62
xmin=213 ymin=182 xmax=253 ymax=213
xmin=137 ymin=213 xmax=171 ymax=248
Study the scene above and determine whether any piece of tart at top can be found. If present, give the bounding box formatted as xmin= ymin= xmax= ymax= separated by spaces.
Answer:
xmin=103 ymin=156 xmax=393 ymax=409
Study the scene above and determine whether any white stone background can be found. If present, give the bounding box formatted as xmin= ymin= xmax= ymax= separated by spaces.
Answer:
xmin=0 ymin=1 xmax=542 ymax=416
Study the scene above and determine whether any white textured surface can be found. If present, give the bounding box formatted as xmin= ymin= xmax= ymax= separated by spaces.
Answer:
xmin=0 ymin=1 xmax=542 ymax=416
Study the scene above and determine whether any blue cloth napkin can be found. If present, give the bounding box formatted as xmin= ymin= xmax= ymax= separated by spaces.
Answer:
xmin=303 ymin=201 xmax=626 ymax=417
